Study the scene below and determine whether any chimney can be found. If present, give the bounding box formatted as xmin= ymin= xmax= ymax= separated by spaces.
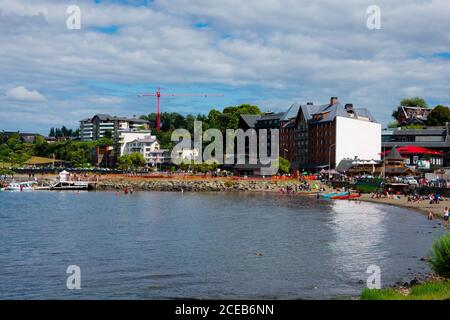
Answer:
xmin=330 ymin=97 xmax=338 ymax=105
xmin=306 ymin=102 xmax=313 ymax=105
xmin=344 ymin=103 xmax=353 ymax=111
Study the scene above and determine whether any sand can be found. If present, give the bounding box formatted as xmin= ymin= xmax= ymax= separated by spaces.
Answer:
xmin=357 ymin=193 xmax=449 ymax=219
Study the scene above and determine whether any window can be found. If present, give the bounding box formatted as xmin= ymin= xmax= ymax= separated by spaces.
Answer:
xmin=413 ymin=156 xmax=419 ymax=164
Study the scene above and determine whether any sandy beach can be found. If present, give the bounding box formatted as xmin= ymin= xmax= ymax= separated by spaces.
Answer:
xmin=357 ymin=193 xmax=450 ymax=219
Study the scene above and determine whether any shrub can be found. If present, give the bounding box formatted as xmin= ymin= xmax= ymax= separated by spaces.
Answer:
xmin=428 ymin=233 xmax=450 ymax=278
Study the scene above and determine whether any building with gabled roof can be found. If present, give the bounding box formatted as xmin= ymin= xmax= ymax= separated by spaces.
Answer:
xmin=395 ymin=106 xmax=431 ymax=126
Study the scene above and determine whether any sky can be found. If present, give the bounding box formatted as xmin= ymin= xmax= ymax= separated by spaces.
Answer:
xmin=0 ymin=0 xmax=450 ymax=134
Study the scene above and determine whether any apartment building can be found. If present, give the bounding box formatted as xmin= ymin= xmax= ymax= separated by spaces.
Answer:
xmin=79 ymin=114 xmax=150 ymax=142
xmin=307 ymin=98 xmax=381 ymax=169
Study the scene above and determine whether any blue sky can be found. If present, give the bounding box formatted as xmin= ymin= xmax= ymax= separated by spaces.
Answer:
xmin=0 ymin=0 xmax=450 ymax=134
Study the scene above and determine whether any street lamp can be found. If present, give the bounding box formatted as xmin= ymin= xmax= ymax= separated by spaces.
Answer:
xmin=328 ymin=143 xmax=336 ymax=181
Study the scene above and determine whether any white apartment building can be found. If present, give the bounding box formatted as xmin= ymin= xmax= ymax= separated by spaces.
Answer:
xmin=123 ymin=135 xmax=169 ymax=166
xmin=79 ymin=114 xmax=151 ymax=142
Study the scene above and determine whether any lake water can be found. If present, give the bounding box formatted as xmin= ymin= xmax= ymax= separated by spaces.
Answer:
xmin=0 ymin=191 xmax=446 ymax=299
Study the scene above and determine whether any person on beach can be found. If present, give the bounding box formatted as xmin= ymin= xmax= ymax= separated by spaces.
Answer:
xmin=444 ymin=208 xmax=449 ymax=228
xmin=428 ymin=211 xmax=434 ymax=220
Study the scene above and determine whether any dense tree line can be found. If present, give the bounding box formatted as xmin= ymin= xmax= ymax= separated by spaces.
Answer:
xmin=49 ymin=126 xmax=79 ymax=138
xmin=0 ymin=133 xmax=112 ymax=167
xmin=0 ymin=104 xmax=263 ymax=167
xmin=140 ymin=104 xmax=262 ymax=149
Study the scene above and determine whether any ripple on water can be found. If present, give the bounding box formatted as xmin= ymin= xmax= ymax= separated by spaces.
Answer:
xmin=0 ymin=191 xmax=446 ymax=299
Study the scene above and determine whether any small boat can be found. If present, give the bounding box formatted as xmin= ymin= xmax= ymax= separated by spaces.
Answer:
xmin=3 ymin=181 xmax=36 ymax=192
xmin=330 ymin=193 xmax=361 ymax=200
xmin=319 ymin=191 xmax=348 ymax=199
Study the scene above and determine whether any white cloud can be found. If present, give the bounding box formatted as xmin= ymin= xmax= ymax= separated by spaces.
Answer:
xmin=0 ymin=0 xmax=450 ymax=131
xmin=5 ymin=86 xmax=47 ymax=102
xmin=90 ymin=96 xmax=124 ymax=104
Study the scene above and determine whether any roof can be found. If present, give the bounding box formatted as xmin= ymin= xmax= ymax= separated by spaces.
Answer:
xmin=240 ymin=115 xmax=261 ymax=129
xmin=382 ymin=146 xmax=443 ymax=156
xmin=259 ymin=112 xmax=284 ymax=121
xmin=136 ymin=136 xmax=157 ymax=143
xmin=384 ymin=147 xmax=405 ymax=160
xmin=93 ymin=114 xmax=114 ymax=121
xmin=281 ymin=103 xmax=300 ymax=121
xmin=87 ymin=114 xmax=150 ymax=124
xmin=127 ymin=135 xmax=158 ymax=144
xmin=1 ymin=131 xmax=41 ymax=138
xmin=336 ymin=159 xmax=354 ymax=172
xmin=382 ymin=127 xmax=445 ymax=135
xmin=309 ymin=103 xmax=378 ymax=124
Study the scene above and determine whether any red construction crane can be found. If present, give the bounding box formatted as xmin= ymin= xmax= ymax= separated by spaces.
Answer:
xmin=138 ymin=87 xmax=223 ymax=132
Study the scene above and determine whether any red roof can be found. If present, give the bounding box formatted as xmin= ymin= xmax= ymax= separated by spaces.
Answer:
xmin=381 ymin=146 xmax=443 ymax=156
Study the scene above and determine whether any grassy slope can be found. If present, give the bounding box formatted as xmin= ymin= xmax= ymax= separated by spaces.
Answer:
xmin=361 ymin=281 xmax=450 ymax=300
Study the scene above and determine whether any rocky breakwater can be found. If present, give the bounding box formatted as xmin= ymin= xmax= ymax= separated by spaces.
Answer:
xmin=96 ymin=179 xmax=303 ymax=192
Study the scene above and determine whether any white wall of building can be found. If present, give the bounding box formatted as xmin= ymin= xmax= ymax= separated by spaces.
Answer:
xmin=335 ymin=116 xmax=381 ymax=165
xmin=119 ymin=131 xmax=152 ymax=156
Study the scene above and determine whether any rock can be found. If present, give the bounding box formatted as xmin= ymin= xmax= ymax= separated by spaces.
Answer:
xmin=410 ymin=278 xmax=420 ymax=286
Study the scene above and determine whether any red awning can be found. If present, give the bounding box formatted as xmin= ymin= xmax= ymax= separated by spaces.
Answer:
xmin=381 ymin=146 xmax=443 ymax=156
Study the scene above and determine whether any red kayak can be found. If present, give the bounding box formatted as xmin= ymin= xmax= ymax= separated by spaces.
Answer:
xmin=331 ymin=193 xmax=361 ymax=200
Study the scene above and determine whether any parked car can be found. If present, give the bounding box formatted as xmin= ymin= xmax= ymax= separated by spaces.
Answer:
xmin=403 ymin=176 xmax=418 ymax=185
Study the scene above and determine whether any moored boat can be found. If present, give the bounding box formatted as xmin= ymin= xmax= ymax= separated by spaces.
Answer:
xmin=330 ymin=193 xmax=361 ymax=200
xmin=3 ymin=181 xmax=36 ymax=192
xmin=319 ymin=191 xmax=348 ymax=199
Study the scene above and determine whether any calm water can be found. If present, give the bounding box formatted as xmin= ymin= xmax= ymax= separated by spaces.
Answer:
xmin=0 ymin=191 xmax=446 ymax=299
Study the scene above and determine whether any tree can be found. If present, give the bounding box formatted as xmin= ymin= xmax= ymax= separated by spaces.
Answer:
xmin=387 ymin=121 xmax=398 ymax=128
xmin=400 ymin=97 xmax=428 ymax=108
xmin=427 ymin=105 xmax=450 ymax=126
xmin=130 ymin=152 xmax=145 ymax=168
xmin=103 ymin=129 xmax=113 ymax=139
xmin=118 ymin=153 xmax=145 ymax=171
xmin=278 ymin=156 xmax=291 ymax=174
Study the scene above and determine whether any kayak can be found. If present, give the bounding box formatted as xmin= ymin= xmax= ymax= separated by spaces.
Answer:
xmin=320 ymin=191 xmax=348 ymax=199
xmin=331 ymin=193 xmax=361 ymax=200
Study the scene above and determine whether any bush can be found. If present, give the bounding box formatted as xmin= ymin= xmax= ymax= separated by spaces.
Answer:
xmin=428 ymin=233 xmax=450 ymax=278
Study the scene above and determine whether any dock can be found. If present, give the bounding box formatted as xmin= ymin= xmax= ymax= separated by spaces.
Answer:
xmin=49 ymin=181 xmax=96 ymax=191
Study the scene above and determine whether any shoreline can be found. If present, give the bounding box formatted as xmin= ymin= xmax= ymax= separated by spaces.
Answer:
xmin=356 ymin=194 xmax=449 ymax=219
xmin=12 ymin=173 xmax=449 ymax=219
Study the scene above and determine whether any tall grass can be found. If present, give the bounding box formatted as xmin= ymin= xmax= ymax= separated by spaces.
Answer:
xmin=428 ymin=233 xmax=450 ymax=278
xmin=361 ymin=282 xmax=450 ymax=300
xmin=361 ymin=288 xmax=405 ymax=300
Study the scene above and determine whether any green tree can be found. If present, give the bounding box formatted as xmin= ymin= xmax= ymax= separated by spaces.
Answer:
xmin=427 ymin=105 xmax=450 ymax=126
xmin=103 ymin=129 xmax=113 ymax=139
xmin=400 ymin=97 xmax=428 ymax=108
xmin=278 ymin=156 xmax=291 ymax=174
xmin=387 ymin=121 xmax=398 ymax=128
xmin=118 ymin=153 xmax=145 ymax=171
